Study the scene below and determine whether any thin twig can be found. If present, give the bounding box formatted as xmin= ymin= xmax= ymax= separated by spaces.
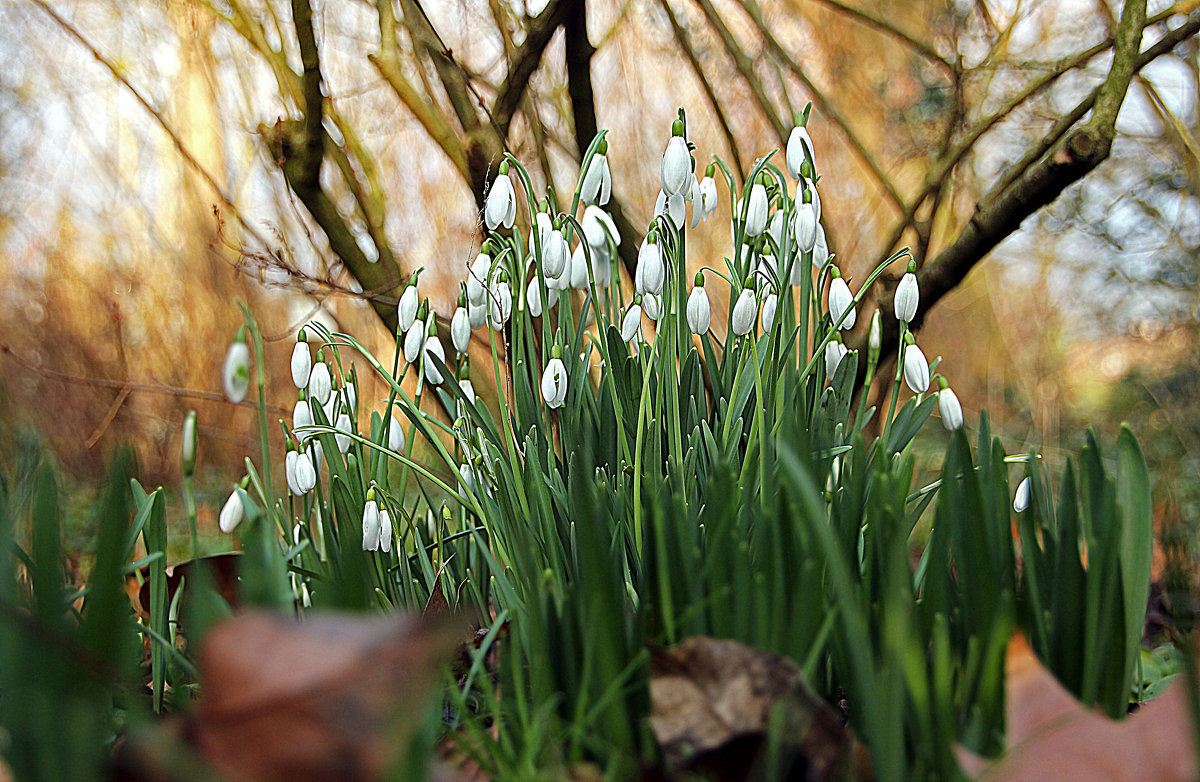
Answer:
xmin=809 ymin=0 xmax=956 ymax=73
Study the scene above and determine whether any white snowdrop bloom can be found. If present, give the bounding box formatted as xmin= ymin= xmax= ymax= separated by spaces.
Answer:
xmin=291 ymin=341 xmax=311 ymax=389
xmin=484 ymin=167 xmax=517 ymax=230
xmin=309 ymin=440 xmax=324 ymax=477
xmin=487 ymin=281 xmax=512 ymax=326
xmin=307 ymin=362 xmax=332 ymax=405
xmin=794 ymin=202 xmax=817 ymax=252
xmin=732 ymin=287 xmax=758 ymax=336
xmin=459 ymin=463 xmax=478 ymax=497
xmin=287 ymin=450 xmax=316 ymax=496
xmin=643 ymin=293 xmax=662 ymax=321
xmin=830 ymin=274 xmax=859 ymax=331
xmin=222 ymin=338 xmax=251 ymax=404
xmin=582 ymin=205 xmax=620 ymax=253
xmin=698 ymin=175 xmax=718 ymax=221
xmin=293 ymin=399 xmax=313 ymax=443
xmin=689 ymin=175 xmax=704 ymax=229
xmin=661 ymin=132 xmax=690 ymax=196
xmin=621 ymin=302 xmax=643 ymax=342
xmin=804 ymin=179 xmax=822 ymax=224
xmin=655 ymin=189 xmax=686 ymax=229
xmin=744 ymin=183 xmax=768 ymax=237
xmin=342 ymin=381 xmax=357 ymax=415
xmin=810 ymin=224 xmax=830 ymax=272
xmin=451 ymin=306 xmax=470 ymax=353
xmin=938 ymin=387 xmax=964 ymax=431
xmin=541 ymin=357 xmax=568 ymax=409
xmin=1013 ymin=477 xmax=1032 ymax=513
xmin=467 ymin=252 xmax=492 ymax=306
xmin=868 ymin=309 xmax=882 ymax=357
xmin=397 ymin=286 xmax=419 ymax=333
xmin=687 ymin=284 xmax=711 ymax=335
xmin=903 ymin=343 xmax=930 ymax=393
xmin=825 ymin=340 xmax=848 ymax=379
xmin=219 ymin=489 xmax=244 ymax=533
xmin=758 ymin=253 xmax=779 ymax=284
xmin=762 ymin=293 xmax=778 ymax=332
xmin=459 ymin=379 xmax=477 ymax=405
xmin=388 ymin=415 xmax=405 ymax=452
xmin=569 ymin=243 xmax=592 ymax=290
xmin=468 ymin=300 xmax=487 ymax=329
xmin=894 ymin=271 xmax=919 ymax=323
xmin=581 ymin=149 xmax=612 ymax=205
xmin=361 ymin=497 xmax=381 ymax=551
xmin=527 ymin=278 xmax=545 ymax=317
xmin=181 ymin=411 xmax=197 ymax=475
xmin=378 ymin=507 xmax=393 ymax=554
xmin=786 ymin=125 xmax=815 ymax=179
xmin=334 ymin=412 xmax=353 ymax=454
xmin=542 ymin=227 xmax=569 ymax=279
xmin=767 ymin=210 xmax=790 ymax=254
xmin=829 ymin=277 xmax=856 ymax=330
xmin=423 ymin=334 xmax=447 ymax=385
xmin=635 ymin=238 xmax=665 ymax=296
xmin=403 ymin=320 xmax=426 ymax=363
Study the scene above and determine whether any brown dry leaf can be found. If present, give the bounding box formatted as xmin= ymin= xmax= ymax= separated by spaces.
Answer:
xmin=650 ymin=636 xmax=871 ymax=781
xmin=189 ymin=610 xmax=462 ymax=782
xmin=958 ymin=634 xmax=1198 ymax=781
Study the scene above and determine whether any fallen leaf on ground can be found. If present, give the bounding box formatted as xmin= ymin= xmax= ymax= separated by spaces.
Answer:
xmin=958 ymin=634 xmax=1198 ymax=781
xmin=650 ymin=636 xmax=871 ymax=781
xmin=189 ymin=610 xmax=462 ymax=782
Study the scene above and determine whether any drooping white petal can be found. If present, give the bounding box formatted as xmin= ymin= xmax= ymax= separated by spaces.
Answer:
xmin=786 ymin=126 xmax=815 ymax=178
xmin=293 ymin=400 xmax=313 ymax=444
xmin=467 ymin=253 xmax=491 ymax=305
xmin=423 ymin=337 xmax=446 ymax=385
xmin=794 ymin=203 xmax=817 ymax=252
xmin=894 ymin=272 xmax=919 ymax=323
xmin=286 ymin=451 xmax=301 ymax=496
xmin=643 ymin=293 xmax=662 ymax=321
xmin=569 ymin=243 xmax=591 ymax=290
xmin=829 ymin=278 xmax=856 ymax=330
xmin=938 ymin=387 xmax=963 ymax=430
xmin=334 ymin=413 xmax=353 ymax=454
xmin=542 ymin=228 xmax=568 ymax=279
xmin=451 ymin=307 xmax=470 ymax=353
xmin=635 ymin=240 xmax=665 ymax=296
xmin=581 ymin=153 xmax=610 ymax=204
xmin=222 ymin=341 xmax=251 ymax=404
xmin=219 ymin=490 xmax=244 ymax=533
xmin=403 ymin=322 xmax=426 ymax=364
xmin=294 ymin=452 xmax=317 ymax=494
xmin=527 ymin=278 xmax=544 ymax=317
xmin=291 ymin=342 xmax=312 ymax=389
xmin=388 ymin=415 xmax=405 ymax=452
xmin=744 ymin=183 xmax=768 ymax=237
xmin=487 ymin=282 xmax=512 ymax=327
xmin=762 ymin=293 xmax=778 ymax=332
xmin=699 ymin=177 xmax=718 ymax=220
xmin=397 ymin=287 xmax=419 ymax=333
xmin=661 ymin=135 xmax=690 ymax=196
xmin=361 ymin=499 xmax=381 ymax=551
xmin=687 ymin=286 xmax=711 ymax=334
xmin=1013 ymin=477 xmax=1032 ymax=513
xmin=540 ymin=357 xmax=568 ymax=409
xmin=379 ymin=508 xmax=393 ymax=553
xmin=621 ymin=303 xmax=643 ymax=342
xmin=825 ymin=340 xmax=848 ymax=379
xmin=307 ymin=363 xmax=332 ymax=405
xmin=810 ymin=224 xmax=830 ymax=271
xmin=903 ymin=343 xmax=930 ymax=393
xmin=468 ymin=300 xmax=488 ymax=329
xmin=732 ymin=288 xmax=758 ymax=336
xmin=485 ymin=174 xmax=517 ymax=230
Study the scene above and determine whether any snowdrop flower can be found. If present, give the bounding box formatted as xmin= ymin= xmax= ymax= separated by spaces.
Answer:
xmin=786 ymin=121 xmax=815 ymax=179
xmin=794 ymin=194 xmax=817 ymax=252
xmin=810 ymin=224 xmax=830 ymax=271
xmin=334 ymin=412 xmax=353 ymax=454
xmin=459 ymin=463 xmax=478 ymax=497
xmin=388 ymin=415 xmax=405 ymax=453
xmin=656 ymin=189 xmax=686 ymax=229
xmin=362 ymin=490 xmax=382 ymax=551
xmin=937 ymin=380 xmax=963 ymax=431
xmin=541 ymin=350 xmax=568 ymax=409
xmin=868 ymin=309 xmax=882 ymax=365
xmin=458 ymin=377 xmax=477 ymax=405
xmin=403 ymin=318 xmax=426 ymax=364
xmin=581 ymin=139 xmax=612 ymax=205
xmin=222 ymin=330 xmax=251 ymax=404
xmin=825 ymin=339 xmax=848 ymax=379
xmin=293 ymin=398 xmax=313 ymax=443
xmin=218 ymin=488 xmax=244 ymax=533
xmin=467 ymin=249 xmax=492 ymax=306
xmin=698 ymin=171 xmax=719 ymax=222
xmin=542 ymin=224 xmax=569 ymax=279
xmin=397 ymin=283 xmax=419 ymax=333
xmin=687 ymin=273 xmax=711 ymax=334
xmin=621 ymin=300 xmax=643 ymax=342
xmin=181 ymin=410 xmax=197 ymax=477
xmin=487 ymin=278 xmax=512 ymax=326
xmin=744 ymin=180 xmax=768 ymax=237
xmin=307 ymin=358 xmax=332 ymax=405
xmin=378 ymin=507 xmax=392 ymax=554
xmin=635 ymin=236 xmax=665 ymax=296
xmin=286 ymin=447 xmax=317 ymax=496
xmin=451 ymin=299 xmax=470 ymax=353
xmin=484 ymin=161 xmax=517 ymax=230
xmin=894 ymin=261 xmax=919 ymax=323
xmin=468 ymin=301 xmax=488 ymax=329
xmin=526 ymin=278 xmax=545 ymax=317
xmin=309 ymin=440 xmax=324 ymax=478
xmin=422 ymin=325 xmax=447 ymax=385
xmin=291 ymin=332 xmax=311 ymax=389
xmin=828 ymin=274 xmax=856 ymax=330
xmin=732 ymin=284 xmax=758 ymax=337
xmin=903 ymin=341 xmax=930 ymax=393
xmin=767 ymin=209 xmax=790 ymax=254
xmin=803 ymin=178 xmax=822 ymax=224
xmin=762 ymin=293 xmax=778 ymax=332
xmin=643 ymin=293 xmax=662 ymax=321
xmin=1013 ymin=477 xmax=1032 ymax=513
xmin=660 ymin=120 xmax=690 ymax=196
xmin=569 ymin=243 xmax=592 ymax=290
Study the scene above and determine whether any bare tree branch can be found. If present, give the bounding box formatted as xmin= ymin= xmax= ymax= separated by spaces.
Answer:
xmin=808 ymin=0 xmax=956 ymax=73
xmin=492 ymin=0 xmax=571 ymax=131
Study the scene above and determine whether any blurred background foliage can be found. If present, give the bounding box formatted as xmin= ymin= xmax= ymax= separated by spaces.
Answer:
xmin=0 ymin=0 xmax=1196 ymax=560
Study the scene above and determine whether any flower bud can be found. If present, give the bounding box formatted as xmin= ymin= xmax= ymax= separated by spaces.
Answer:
xmin=903 ymin=343 xmax=930 ymax=393
xmin=825 ymin=339 xmax=848 ymax=379
xmin=761 ymin=293 xmax=778 ymax=332
xmin=219 ymin=488 xmax=245 ymax=534
xmin=938 ymin=385 xmax=963 ymax=431
xmin=181 ymin=410 xmax=197 ymax=477
xmin=388 ymin=415 xmax=405 ymax=452
xmin=451 ymin=306 xmax=470 ymax=353
xmin=661 ymin=134 xmax=691 ymax=196
xmin=687 ymin=279 xmax=711 ymax=335
xmin=397 ymin=284 xmax=419 ymax=333
xmin=291 ymin=339 xmax=312 ymax=389
xmin=222 ymin=330 xmax=251 ymax=404
xmin=895 ymin=264 xmax=919 ymax=323
xmin=829 ymin=275 xmax=856 ymax=330
xmin=1013 ymin=477 xmax=1032 ymax=513
xmin=732 ymin=287 xmax=758 ymax=336
xmin=541 ymin=356 xmax=568 ymax=409
xmin=362 ymin=496 xmax=381 ymax=551
xmin=636 ymin=237 xmax=665 ymax=296
xmin=621 ymin=302 xmax=643 ymax=342
xmin=744 ymin=182 xmax=768 ymax=237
